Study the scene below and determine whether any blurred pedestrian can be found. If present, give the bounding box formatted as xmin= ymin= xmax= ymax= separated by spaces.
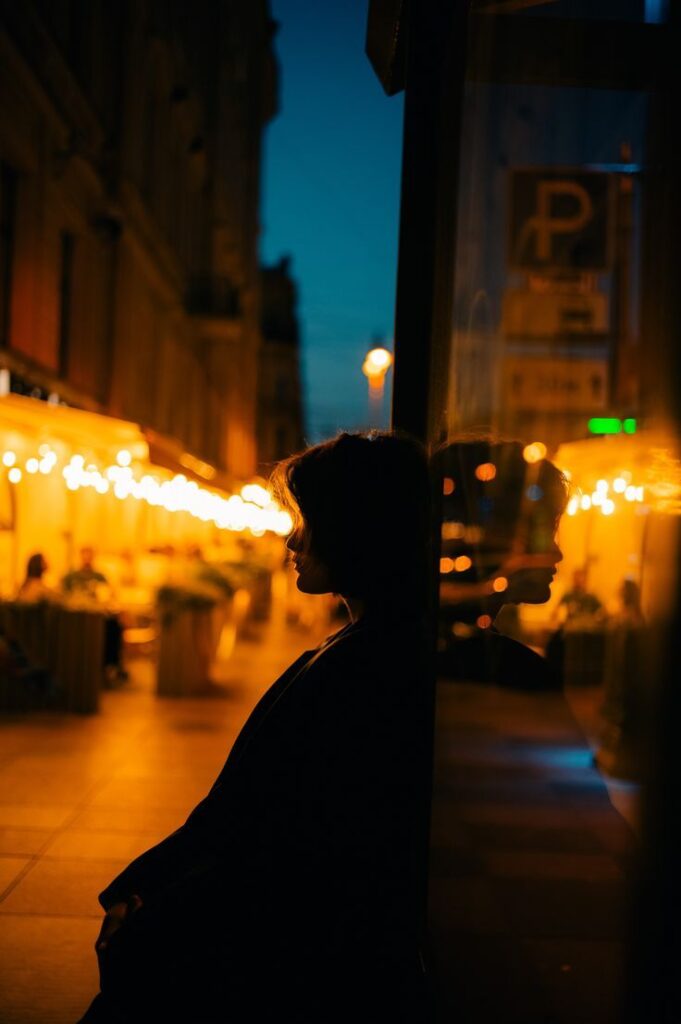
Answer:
xmin=78 ymin=431 xmax=433 ymax=1024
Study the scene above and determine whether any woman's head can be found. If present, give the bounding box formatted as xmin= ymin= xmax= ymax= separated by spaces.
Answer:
xmin=26 ymin=553 xmax=47 ymax=579
xmin=271 ymin=431 xmax=430 ymax=607
xmin=434 ymin=438 xmax=568 ymax=606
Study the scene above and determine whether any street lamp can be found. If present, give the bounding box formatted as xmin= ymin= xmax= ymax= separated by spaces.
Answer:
xmin=362 ymin=346 xmax=393 ymax=427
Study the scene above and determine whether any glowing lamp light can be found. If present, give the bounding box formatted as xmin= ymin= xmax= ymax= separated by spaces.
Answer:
xmin=116 ymin=449 xmax=132 ymax=467
xmin=440 ymin=557 xmax=455 ymax=574
xmin=443 ymin=477 xmax=455 ymax=496
xmin=492 ymin=576 xmax=508 ymax=593
xmin=454 ymin=555 xmax=472 ymax=572
xmin=362 ymin=347 xmax=393 ymax=374
xmin=625 ymin=485 xmax=637 ymax=501
xmin=613 ymin=477 xmax=627 ymax=493
xmin=2 ymin=451 xmax=17 ymax=467
xmin=26 ymin=458 xmax=39 ymax=474
xmin=523 ymin=441 xmax=547 ymax=464
xmin=475 ymin=463 xmax=496 ymax=482
xmin=580 ymin=495 xmax=592 ymax=510
xmin=567 ymin=497 xmax=579 ymax=516
xmin=476 ymin=614 xmax=493 ymax=630
xmin=601 ymin=498 xmax=616 ymax=515
xmin=596 ymin=479 xmax=608 ymax=493
xmin=8 ymin=467 xmax=22 ymax=484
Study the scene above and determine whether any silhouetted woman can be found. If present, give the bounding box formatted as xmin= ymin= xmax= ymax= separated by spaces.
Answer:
xmin=79 ymin=431 xmax=432 ymax=1024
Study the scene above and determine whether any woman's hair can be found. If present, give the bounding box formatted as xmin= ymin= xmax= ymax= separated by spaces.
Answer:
xmin=271 ymin=431 xmax=431 ymax=608
xmin=432 ymin=438 xmax=569 ymax=583
xmin=25 ymin=553 xmax=45 ymax=579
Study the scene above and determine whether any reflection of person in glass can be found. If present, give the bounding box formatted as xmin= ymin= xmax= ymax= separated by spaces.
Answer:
xmin=78 ymin=432 xmax=432 ymax=1024
xmin=435 ymin=439 xmax=568 ymax=690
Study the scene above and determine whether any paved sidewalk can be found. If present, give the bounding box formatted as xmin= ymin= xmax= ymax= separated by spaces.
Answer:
xmin=0 ymin=618 xmax=316 ymax=1024
xmin=2 ymin=623 xmax=637 ymax=1024
xmin=429 ymin=681 xmax=636 ymax=1024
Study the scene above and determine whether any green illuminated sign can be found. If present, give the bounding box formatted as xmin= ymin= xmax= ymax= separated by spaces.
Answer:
xmin=588 ymin=417 xmax=637 ymax=435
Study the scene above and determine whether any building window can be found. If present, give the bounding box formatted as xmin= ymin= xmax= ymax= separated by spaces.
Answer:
xmin=0 ymin=163 xmax=17 ymax=347
xmin=58 ymin=232 xmax=75 ymax=376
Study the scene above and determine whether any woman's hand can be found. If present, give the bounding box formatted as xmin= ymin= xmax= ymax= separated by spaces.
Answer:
xmin=95 ymin=895 xmax=143 ymax=957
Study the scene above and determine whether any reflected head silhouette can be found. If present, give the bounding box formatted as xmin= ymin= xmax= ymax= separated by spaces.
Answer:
xmin=434 ymin=437 xmax=568 ymax=614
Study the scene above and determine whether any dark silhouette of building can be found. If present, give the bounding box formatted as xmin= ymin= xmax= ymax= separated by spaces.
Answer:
xmin=0 ymin=0 xmax=278 ymax=479
xmin=257 ymin=255 xmax=304 ymax=469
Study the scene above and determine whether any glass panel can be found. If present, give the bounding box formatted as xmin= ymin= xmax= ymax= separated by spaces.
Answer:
xmin=431 ymin=7 xmax=679 ymax=1020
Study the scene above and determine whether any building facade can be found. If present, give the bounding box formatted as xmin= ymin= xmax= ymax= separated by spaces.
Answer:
xmin=257 ymin=256 xmax=305 ymax=471
xmin=0 ymin=0 xmax=277 ymax=482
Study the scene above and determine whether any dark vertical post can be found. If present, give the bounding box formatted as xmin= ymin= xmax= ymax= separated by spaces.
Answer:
xmin=391 ymin=0 xmax=469 ymax=445
xmin=626 ymin=9 xmax=681 ymax=1023
xmin=389 ymin=2 xmax=470 ymax=1004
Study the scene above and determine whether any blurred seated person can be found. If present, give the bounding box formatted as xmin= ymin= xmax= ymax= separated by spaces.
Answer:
xmin=434 ymin=439 xmax=568 ymax=690
xmin=17 ymin=553 xmax=59 ymax=603
xmin=555 ymin=567 xmax=604 ymax=627
xmin=62 ymin=546 xmax=111 ymax=602
xmin=62 ymin=547 xmax=127 ymax=684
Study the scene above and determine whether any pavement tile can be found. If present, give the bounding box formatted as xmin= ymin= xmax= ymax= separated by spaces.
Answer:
xmin=68 ymin=803 xmax=184 ymax=836
xmin=482 ymin=849 xmax=624 ymax=881
xmin=0 ymin=805 xmax=75 ymax=829
xmin=430 ymin=933 xmax=554 ymax=1024
xmin=0 ymin=828 xmax=52 ymax=856
xmin=491 ymin=876 xmax=625 ymax=940
xmin=428 ymin=877 xmax=508 ymax=935
xmin=0 ymin=857 xmax=127 ymax=917
xmin=0 ymin=914 xmax=99 ymax=1024
xmin=86 ymin=776 xmax=209 ymax=812
xmin=523 ymin=937 xmax=625 ymax=1024
xmin=466 ymin=820 xmax=604 ymax=853
xmin=43 ymin=829 xmax=156 ymax=862
xmin=0 ymin=856 xmax=31 ymax=896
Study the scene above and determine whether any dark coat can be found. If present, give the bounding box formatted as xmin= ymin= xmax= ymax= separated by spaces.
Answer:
xmin=89 ymin=613 xmax=431 ymax=1023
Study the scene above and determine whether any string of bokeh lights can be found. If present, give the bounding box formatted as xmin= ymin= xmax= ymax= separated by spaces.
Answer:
xmin=1 ymin=446 xmax=292 ymax=537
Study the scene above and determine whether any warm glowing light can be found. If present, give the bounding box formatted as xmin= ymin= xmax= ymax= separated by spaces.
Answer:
xmin=443 ymin=477 xmax=455 ymax=496
xmin=454 ymin=555 xmax=472 ymax=572
xmin=2 ymin=451 xmax=16 ymax=467
xmin=38 ymin=444 xmax=51 ymax=456
xmin=8 ymin=467 xmax=21 ymax=484
xmin=475 ymin=462 xmax=496 ymax=482
xmin=580 ymin=495 xmax=592 ymax=510
xmin=39 ymin=458 xmax=53 ymax=474
xmin=363 ymin=347 xmax=393 ymax=373
xmin=625 ymin=485 xmax=637 ymax=501
xmin=440 ymin=557 xmax=455 ymax=574
xmin=596 ymin=479 xmax=608 ymax=493
xmin=26 ymin=458 xmax=39 ymax=474
xmin=567 ymin=497 xmax=579 ymax=516
xmin=601 ymin=498 xmax=615 ymax=515
xmin=442 ymin=521 xmax=464 ymax=540
xmin=241 ymin=483 xmax=271 ymax=508
xmin=613 ymin=477 xmax=627 ymax=493
xmin=116 ymin=449 xmax=132 ymax=467
xmin=492 ymin=576 xmax=508 ymax=593
xmin=523 ymin=441 xmax=547 ymax=464
xmin=476 ymin=614 xmax=493 ymax=630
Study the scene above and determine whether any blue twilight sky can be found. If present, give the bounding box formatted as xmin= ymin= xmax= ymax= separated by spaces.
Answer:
xmin=261 ymin=0 xmax=404 ymax=443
